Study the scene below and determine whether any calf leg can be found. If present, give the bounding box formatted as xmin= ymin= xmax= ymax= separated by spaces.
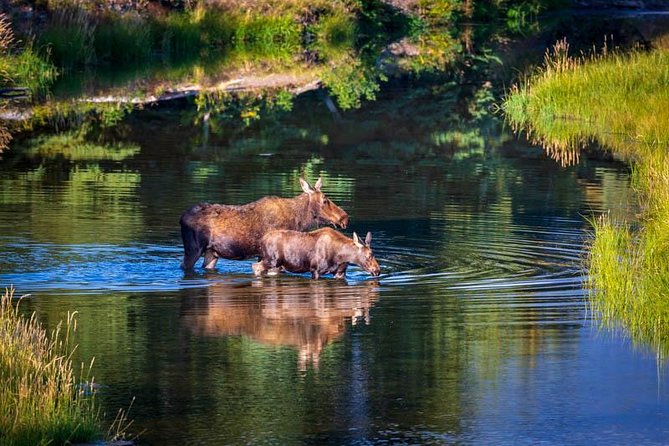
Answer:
xmin=252 ymin=260 xmax=269 ymax=276
xmin=334 ymin=264 xmax=348 ymax=279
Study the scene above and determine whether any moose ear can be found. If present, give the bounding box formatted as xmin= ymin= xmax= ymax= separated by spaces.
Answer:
xmin=353 ymin=232 xmax=363 ymax=248
xmin=314 ymin=177 xmax=323 ymax=191
xmin=365 ymin=232 xmax=372 ymax=246
xmin=299 ymin=178 xmax=314 ymax=194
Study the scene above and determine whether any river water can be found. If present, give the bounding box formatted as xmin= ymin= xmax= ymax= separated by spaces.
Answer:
xmin=1 ymin=11 xmax=669 ymax=445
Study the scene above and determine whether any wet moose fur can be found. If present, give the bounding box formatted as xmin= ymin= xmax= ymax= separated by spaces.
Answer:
xmin=180 ymin=178 xmax=349 ymax=270
xmin=253 ymin=228 xmax=381 ymax=279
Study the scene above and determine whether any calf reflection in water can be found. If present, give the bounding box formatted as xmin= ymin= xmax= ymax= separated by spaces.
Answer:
xmin=253 ymin=228 xmax=381 ymax=279
xmin=181 ymin=279 xmax=379 ymax=369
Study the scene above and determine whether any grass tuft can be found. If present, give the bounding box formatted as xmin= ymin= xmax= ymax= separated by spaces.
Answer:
xmin=40 ymin=5 xmax=97 ymax=67
xmin=0 ymin=288 xmax=101 ymax=445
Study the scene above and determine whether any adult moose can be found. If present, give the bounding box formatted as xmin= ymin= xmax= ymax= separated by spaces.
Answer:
xmin=180 ymin=178 xmax=349 ymax=270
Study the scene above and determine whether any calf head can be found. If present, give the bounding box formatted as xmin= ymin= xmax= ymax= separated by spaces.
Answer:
xmin=301 ymin=177 xmax=349 ymax=229
xmin=353 ymin=231 xmax=381 ymax=277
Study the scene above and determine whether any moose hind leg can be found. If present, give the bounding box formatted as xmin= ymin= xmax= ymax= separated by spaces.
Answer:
xmin=181 ymin=244 xmax=203 ymax=270
xmin=180 ymin=224 xmax=203 ymax=270
xmin=203 ymin=250 xmax=219 ymax=270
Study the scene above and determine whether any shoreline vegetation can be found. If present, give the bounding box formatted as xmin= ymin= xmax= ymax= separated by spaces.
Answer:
xmin=0 ymin=288 xmax=131 ymax=445
xmin=503 ymin=38 xmax=669 ymax=355
xmin=0 ymin=0 xmax=578 ymax=99
xmin=0 ymin=0 xmax=566 ymax=151
xmin=1 ymin=0 xmax=667 ymax=109
xmin=0 ymin=0 xmax=376 ymax=109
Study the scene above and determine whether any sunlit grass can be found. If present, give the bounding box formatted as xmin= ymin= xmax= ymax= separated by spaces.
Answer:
xmin=22 ymin=132 xmax=141 ymax=161
xmin=0 ymin=48 xmax=58 ymax=96
xmin=588 ymin=206 xmax=669 ymax=357
xmin=504 ymin=39 xmax=669 ymax=156
xmin=311 ymin=9 xmax=356 ymax=47
xmin=503 ymin=39 xmax=669 ymax=354
xmin=0 ymin=288 xmax=101 ymax=445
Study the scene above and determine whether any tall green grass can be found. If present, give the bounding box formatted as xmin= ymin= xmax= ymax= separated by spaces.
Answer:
xmin=308 ymin=9 xmax=357 ymax=62
xmin=504 ymin=39 xmax=669 ymax=160
xmin=0 ymin=13 xmax=57 ymax=98
xmin=38 ymin=4 xmax=321 ymax=69
xmin=0 ymin=47 xmax=58 ymax=95
xmin=39 ymin=5 xmax=96 ymax=67
xmin=311 ymin=9 xmax=356 ymax=46
xmin=96 ymin=13 xmax=152 ymax=65
xmin=155 ymin=10 xmax=204 ymax=59
xmin=0 ymin=288 xmax=100 ymax=445
xmin=503 ymin=39 xmax=669 ymax=354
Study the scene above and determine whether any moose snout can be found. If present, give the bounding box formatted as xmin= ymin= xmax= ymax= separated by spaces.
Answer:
xmin=338 ymin=214 xmax=349 ymax=229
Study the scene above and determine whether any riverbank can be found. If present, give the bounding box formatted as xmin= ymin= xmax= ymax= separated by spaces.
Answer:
xmin=503 ymin=38 xmax=669 ymax=354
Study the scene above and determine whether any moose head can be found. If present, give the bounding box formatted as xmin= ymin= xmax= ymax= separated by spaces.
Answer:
xmin=300 ymin=177 xmax=349 ymax=229
xmin=353 ymin=231 xmax=381 ymax=277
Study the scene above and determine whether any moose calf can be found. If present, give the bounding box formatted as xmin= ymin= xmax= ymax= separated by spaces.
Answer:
xmin=253 ymin=228 xmax=381 ymax=280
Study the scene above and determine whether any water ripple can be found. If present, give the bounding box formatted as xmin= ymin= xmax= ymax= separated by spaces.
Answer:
xmin=0 ymin=219 xmax=587 ymax=297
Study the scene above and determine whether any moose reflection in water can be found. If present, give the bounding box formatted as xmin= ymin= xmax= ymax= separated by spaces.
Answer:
xmin=181 ymin=279 xmax=379 ymax=369
xmin=179 ymin=178 xmax=349 ymax=270
xmin=253 ymin=228 xmax=381 ymax=279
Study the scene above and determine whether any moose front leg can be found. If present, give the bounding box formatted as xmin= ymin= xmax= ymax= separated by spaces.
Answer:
xmin=253 ymin=260 xmax=282 ymax=276
xmin=334 ymin=264 xmax=348 ymax=279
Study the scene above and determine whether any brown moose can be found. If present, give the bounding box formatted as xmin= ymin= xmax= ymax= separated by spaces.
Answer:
xmin=180 ymin=178 xmax=349 ymax=270
xmin=252 ymin=228 xmax=381 ymax=279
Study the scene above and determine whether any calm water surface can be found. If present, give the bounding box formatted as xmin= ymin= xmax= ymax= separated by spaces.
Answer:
xmin=2 ymin=14 xmax=669 ymax=443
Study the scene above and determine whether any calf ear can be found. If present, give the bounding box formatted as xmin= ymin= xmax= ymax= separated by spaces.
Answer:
xmin=365 ymin=232 xmax=372 ymax=246
xmin=300 ymin=178 xmax=314 ymax=194
xmin=314 ymin=177 xmax=323 ymax=191
xmin=353 ymin=232 xmax=364 ymax=248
